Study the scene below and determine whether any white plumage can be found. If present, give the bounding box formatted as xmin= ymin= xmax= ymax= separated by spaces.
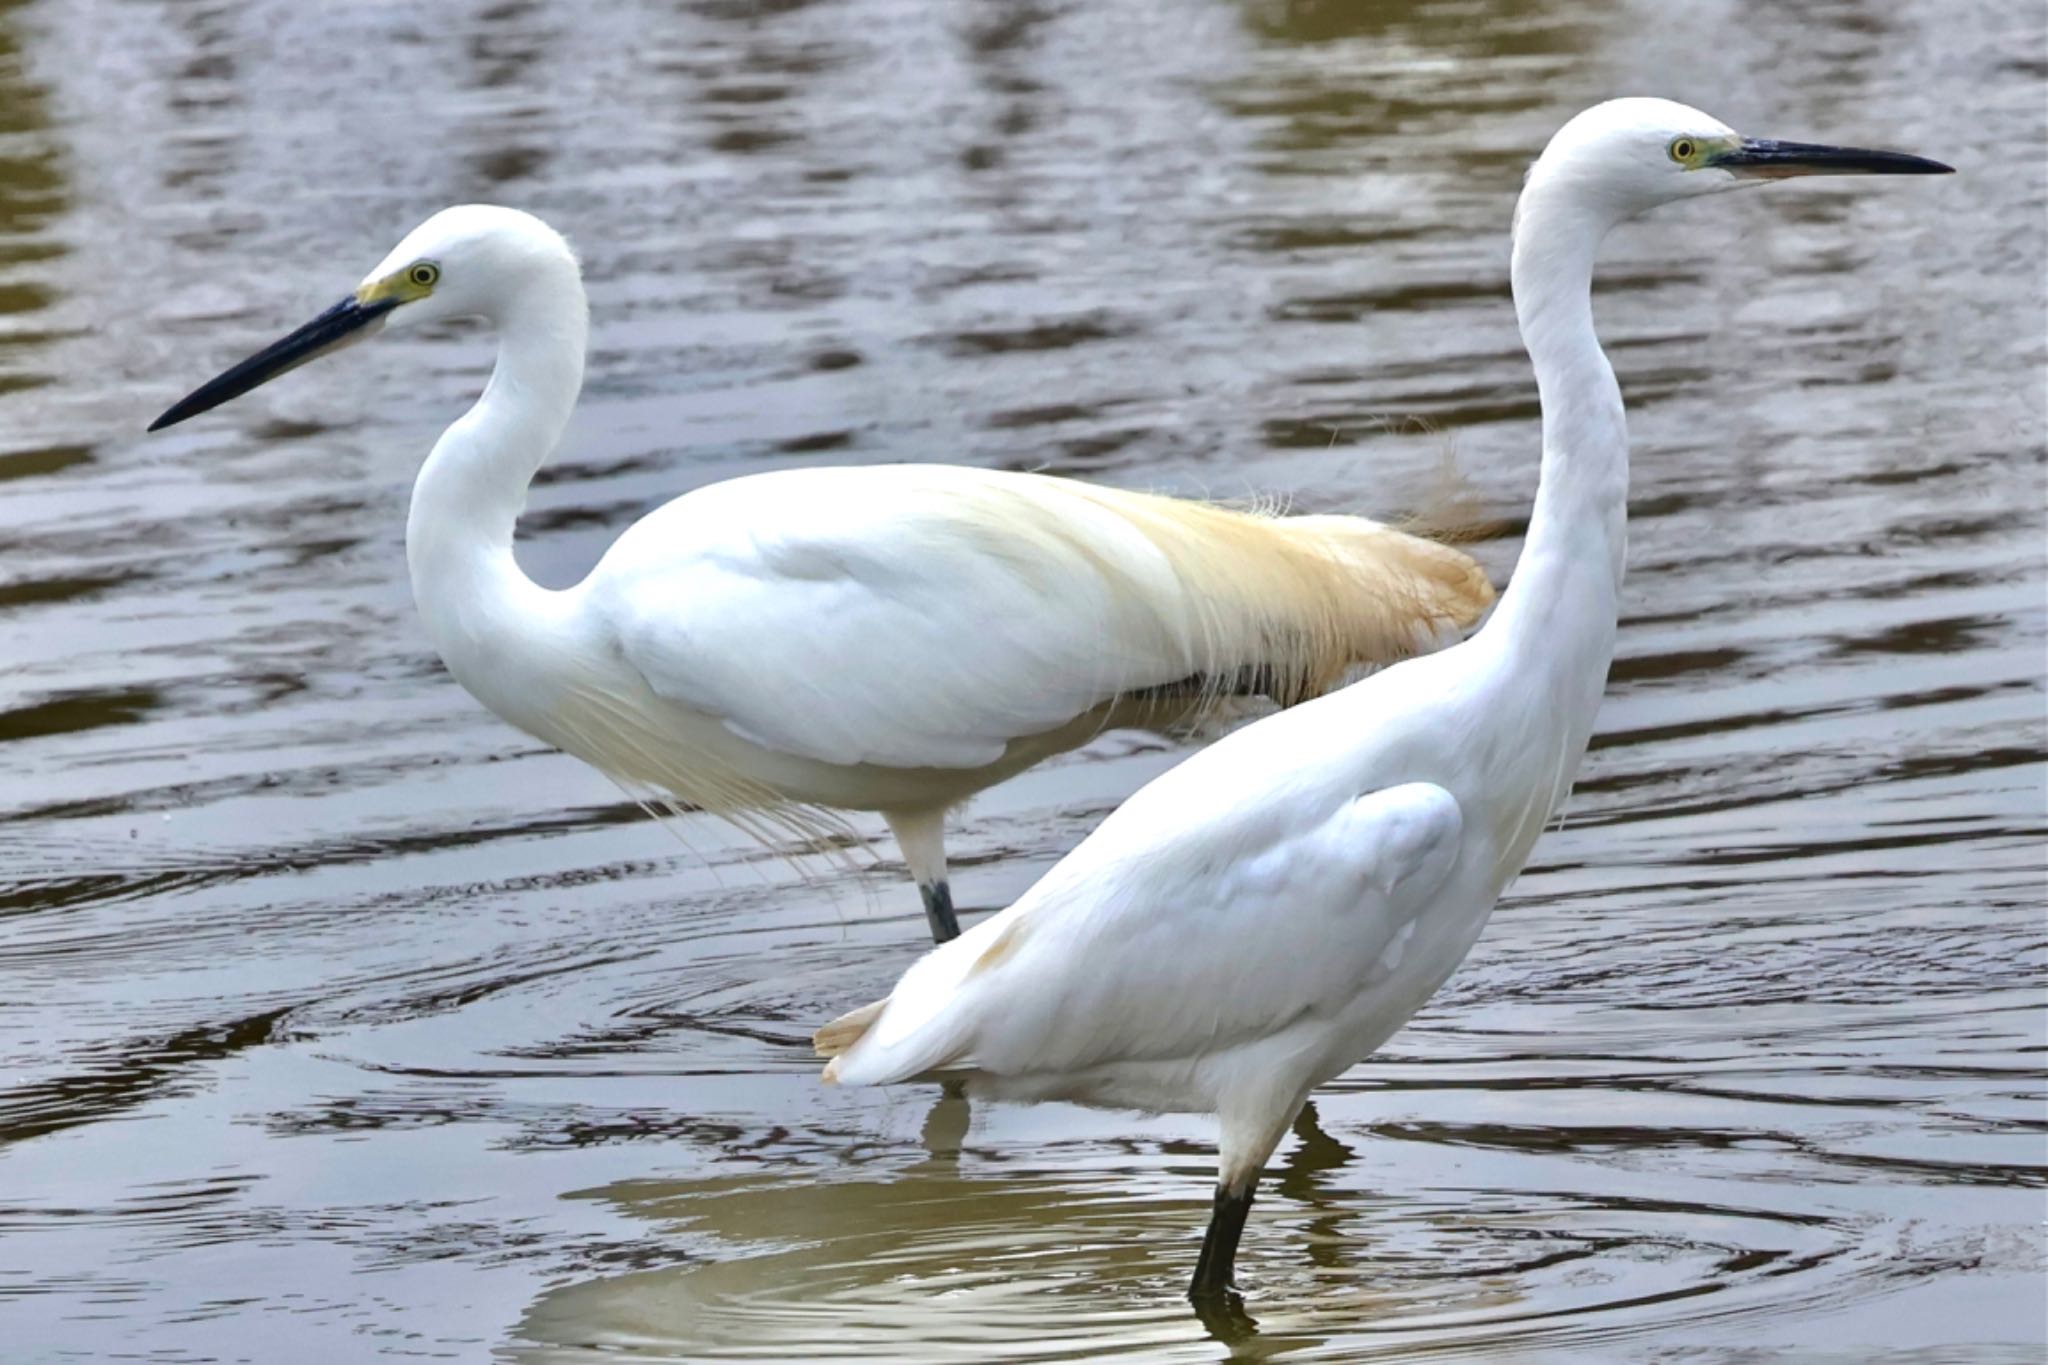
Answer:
xmin=816 ymin=98 xmax=1951 ymax=1308
xmin=149 ymin=205 xmax=1493 ymax=943
xmin=591 ymin=464 xmax=1482 ymax=778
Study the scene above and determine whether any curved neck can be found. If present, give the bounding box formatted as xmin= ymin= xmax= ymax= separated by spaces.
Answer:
xmin=1483 ymin=178 xmax=1630 ymax=672
xmin=405 ymin=263 xmax=589 ymax=718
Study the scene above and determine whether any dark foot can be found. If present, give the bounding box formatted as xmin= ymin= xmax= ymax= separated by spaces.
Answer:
xmin=1189 ymin=1283 xmax=1259 ymax=1342
xmin=918 ymin=880 xmax=960 ymax=943
xmin=1189 ymin=1181 xmax=1257 ymax=1304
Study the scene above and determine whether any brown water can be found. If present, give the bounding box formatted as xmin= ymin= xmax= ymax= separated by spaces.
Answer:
xmin=3 ymin=0 xmax=2043 ymax=1359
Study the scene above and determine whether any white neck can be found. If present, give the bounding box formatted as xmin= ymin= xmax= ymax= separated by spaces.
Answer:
xmin=1481 ymin=175 xmax=1630 ymax=700
xmin=404 ymin=260 xmax=589 ymax=727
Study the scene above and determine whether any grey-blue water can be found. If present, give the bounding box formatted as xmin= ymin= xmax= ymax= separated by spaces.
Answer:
xmin=2 ymin=0 xmax=2043 ymax=1359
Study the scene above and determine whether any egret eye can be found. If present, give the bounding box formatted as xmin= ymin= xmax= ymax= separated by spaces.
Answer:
xmin=1668 ymin=137 xmax=1697 ymax=165
xmin=408 ymin=262 xmax=439 ymax=288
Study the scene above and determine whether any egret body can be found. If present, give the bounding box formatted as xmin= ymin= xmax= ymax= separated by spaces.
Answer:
xmin=150 ymin=210 xmax=1494 ymax=943
xmin=815 ymin=99 xmax=1950 ymax=1306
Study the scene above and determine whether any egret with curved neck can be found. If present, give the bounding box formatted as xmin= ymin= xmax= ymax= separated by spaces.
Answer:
xmin=149 ymin=207 xmax=1495 ymax=943
xmin=814 ymin=98 xmax=1951 ymax=1314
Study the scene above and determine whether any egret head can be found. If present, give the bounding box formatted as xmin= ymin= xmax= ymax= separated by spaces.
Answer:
xmin=149 ymin=205 xmax=578 ymax=431
xmin=1524 ymin=97 xmax=1952 ymax=225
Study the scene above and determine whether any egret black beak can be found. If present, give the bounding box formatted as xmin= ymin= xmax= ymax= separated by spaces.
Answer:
xmin=1713 ymin=138 xmax=1954 ymax=180
xmin=147 ymin=294 xmax=399 ymax=431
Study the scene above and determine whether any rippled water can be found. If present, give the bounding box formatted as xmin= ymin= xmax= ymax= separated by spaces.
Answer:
xmin=3 ymin=0 xmax=2043 ymax=1359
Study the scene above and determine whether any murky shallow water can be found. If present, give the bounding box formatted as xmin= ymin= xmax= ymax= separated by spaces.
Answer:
xmin=2 ymin=0 xmax=2043 ymax=1359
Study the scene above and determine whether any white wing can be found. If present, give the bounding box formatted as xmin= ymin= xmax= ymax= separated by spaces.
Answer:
xmin=587 ymin=465 xmax=1224 ymax=770
xmin=584 ymin=464 xmax=1491 ymax=773
xmin=827 ymin=778 xmax=1465 ymax=1085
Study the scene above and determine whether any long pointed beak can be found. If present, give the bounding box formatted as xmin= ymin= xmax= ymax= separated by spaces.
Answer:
xmin=1713 ymin=137 xmax=1954 ymax=180
xmin=147 ymin=294 xmax=399 ymax=432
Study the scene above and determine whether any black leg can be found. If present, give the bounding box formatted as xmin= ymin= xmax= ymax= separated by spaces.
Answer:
xmin=919 ymin=880 xmax=960 ymax=943
xmin=1189 ymin=1179 xmax=1257 ymax=1305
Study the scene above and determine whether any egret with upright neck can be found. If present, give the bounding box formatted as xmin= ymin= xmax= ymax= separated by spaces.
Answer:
xmin=149 ymin=207 xmax=1493 ymax=943
xmin=814 ymin=98 xmax=1951 ymax=1312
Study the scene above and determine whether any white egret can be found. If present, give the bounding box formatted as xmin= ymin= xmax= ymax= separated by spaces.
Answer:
xmin=148 ymin=207 xmax=1493 ymax=943
xmin=815 ymin=98 xmax=1951 ymax=1306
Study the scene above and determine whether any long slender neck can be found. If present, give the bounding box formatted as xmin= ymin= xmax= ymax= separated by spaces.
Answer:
xmin=1482 ymin=178 xmax=1630 ymax=680
xmin=405 ymin=262 xmax=589 ymax=721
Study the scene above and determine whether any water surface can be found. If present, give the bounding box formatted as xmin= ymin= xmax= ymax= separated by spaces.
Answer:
xmin=2 ymin=0 xmax=2043 ymax=1359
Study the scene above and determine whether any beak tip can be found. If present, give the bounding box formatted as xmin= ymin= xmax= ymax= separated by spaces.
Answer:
xmin=147 ymin=399 xmax=200 ymax=432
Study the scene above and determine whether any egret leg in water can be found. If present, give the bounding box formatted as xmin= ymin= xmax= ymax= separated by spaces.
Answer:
xmin=1191 ymin=1182 xmax=1257 ymax=1302
xmin=884 ymin=808 xmax=960 ymax=942
xmin=147 ymin=216 xmax=1493 ymax=945
xmin=816 ymin=99 xmax=1951 ymax=1303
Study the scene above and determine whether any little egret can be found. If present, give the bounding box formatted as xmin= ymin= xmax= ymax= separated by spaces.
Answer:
xmin=148 ymin=207 xmax=1493 ymax=943
xmin=815 ymin=98 xmax=1950 ymax=1307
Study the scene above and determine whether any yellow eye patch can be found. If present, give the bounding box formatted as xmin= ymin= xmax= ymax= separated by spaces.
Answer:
xmin=1668 ymin=134 xmax=1738 ymax=169
xmin=355 ymin=260 xmax=440 ymax=306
